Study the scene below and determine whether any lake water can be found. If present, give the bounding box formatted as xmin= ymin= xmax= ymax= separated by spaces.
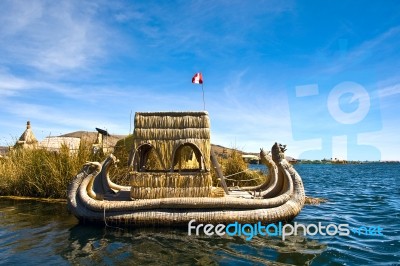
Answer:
xmin=0 ymin=164 xmax=399 ymax=265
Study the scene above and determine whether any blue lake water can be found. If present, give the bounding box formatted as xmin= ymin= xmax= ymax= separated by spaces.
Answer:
xmin=0 ymin=164 xmax=399 ymax=265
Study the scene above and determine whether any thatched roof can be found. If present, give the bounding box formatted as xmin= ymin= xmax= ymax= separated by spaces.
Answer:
xmin=15 ymin=121 xmax=38 ymax=148
xmin=133 ymin=111 xmax=211 ymax=171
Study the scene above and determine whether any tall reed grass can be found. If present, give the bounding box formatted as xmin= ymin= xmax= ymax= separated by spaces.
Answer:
xmin=0 ymin=140 xmax=264 ymax=199
xmin=0 ymin=142 xmax=104 ymax=198
xmin=212 ymin=150 xmax=265 ymax=187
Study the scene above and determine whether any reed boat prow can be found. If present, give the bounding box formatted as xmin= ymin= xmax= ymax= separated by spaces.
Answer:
xmin=67 ymin=111 xmax=305 ymax=226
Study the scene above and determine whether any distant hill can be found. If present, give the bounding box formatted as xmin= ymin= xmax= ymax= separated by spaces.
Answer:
xmin=59 ymin=131 xmax=254 ymax=157
xmin=211 ymin=144 xmax=241 ymax=156
xmin=1 ymin=130 xmax=295 ymax=160
xmin=60 ymin=131 xmax=125 ymax=148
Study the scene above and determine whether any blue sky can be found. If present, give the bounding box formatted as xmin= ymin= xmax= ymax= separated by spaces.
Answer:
xmin=0 ymin=0 xmax=399 ymax=160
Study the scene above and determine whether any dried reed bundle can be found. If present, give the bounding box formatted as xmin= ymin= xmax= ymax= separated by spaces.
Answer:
xmin=130 ymin=172 xmax=213 ymax=199
xmin=130 ymin=187 xmax=212 ymax=199
xmin=210 ymin=187 xmax=225 ymax=198
xmin=134 ymin=112 xmax=210 ymax=129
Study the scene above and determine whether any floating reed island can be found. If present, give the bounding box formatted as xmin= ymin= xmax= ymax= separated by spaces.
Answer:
xmin=67 ymin=111 xmax=305 ymax=226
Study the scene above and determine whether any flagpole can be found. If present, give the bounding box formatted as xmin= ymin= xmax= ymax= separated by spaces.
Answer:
xmin=202 ymin=83 xmax=205 ymax=110
xmin=192 ymin=72 xmax=206 ymax=110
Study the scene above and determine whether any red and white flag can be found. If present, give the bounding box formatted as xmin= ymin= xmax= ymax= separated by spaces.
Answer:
xmin=192 ymin=73 xmax=203 ymax=84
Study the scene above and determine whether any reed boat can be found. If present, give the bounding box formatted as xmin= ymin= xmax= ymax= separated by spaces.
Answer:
xmin=67 ymin=111 xmax=305 ymax=226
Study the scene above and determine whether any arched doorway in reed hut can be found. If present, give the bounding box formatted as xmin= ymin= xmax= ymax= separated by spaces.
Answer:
xmin=171 ymin=143 xmax=206 ymax=172
xmin=132 ymin=143 xmax=165 ymax=172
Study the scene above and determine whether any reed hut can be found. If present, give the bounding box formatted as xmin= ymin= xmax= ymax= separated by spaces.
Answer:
xmin=15 ymin=121 xmax=38 ymax=149
xmin=129 ymin=111 xmax=212 ymax=199
xmin=39 ymin=136 xmax=81 ymax=153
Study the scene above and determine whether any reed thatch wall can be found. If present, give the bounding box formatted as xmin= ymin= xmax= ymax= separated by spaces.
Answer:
xmin=133 ymin=112 xmax=211 ymax=171
xmin=130 ymin=172 xmax=213 ymax=199
xmin=39 ymin=137 xmax=81 ymax=153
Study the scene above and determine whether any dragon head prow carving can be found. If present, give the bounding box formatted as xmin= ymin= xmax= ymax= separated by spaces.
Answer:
xmin=272 ymin=142 xmax=287 ymax=163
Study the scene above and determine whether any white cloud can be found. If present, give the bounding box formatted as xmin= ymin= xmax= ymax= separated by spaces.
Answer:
xmin=0 ymin=100 xmax=124 ymax=134
xmin=309 ymin=26 xmax=400 ymax=76
xmin=0 ymin=70 xmax=31 ymax=95
xmin=0 ymin=1 xmax=44 ymax=35
xmin=0 ymin=0 xmax=109 ymax=73
xmin=379 ymin=83 xmax=400 ymax=98
xmin=107 ymin=1 xmax=294 ymax=60
xmin=204 ymin=70 xmax=296 ymax=153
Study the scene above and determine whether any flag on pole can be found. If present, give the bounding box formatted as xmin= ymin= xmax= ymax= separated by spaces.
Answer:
xmin=192 ymin=72 xmax=203 ymax=84
xmin=191 ymin=72 xmax=206 ymax=110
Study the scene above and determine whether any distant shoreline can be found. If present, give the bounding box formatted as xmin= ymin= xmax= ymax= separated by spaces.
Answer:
xmin=295 ymin=160 xmax=400 ymax=165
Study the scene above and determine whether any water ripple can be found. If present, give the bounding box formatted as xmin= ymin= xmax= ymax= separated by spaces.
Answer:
xmin=0 ymin=163 xmax=399 ymax=265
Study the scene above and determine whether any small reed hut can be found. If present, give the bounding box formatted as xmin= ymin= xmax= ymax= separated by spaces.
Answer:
xmin=15 ymin=121 xmax=38 ymax=149
xmin=129 ymin=111 xmax=213 ymax=199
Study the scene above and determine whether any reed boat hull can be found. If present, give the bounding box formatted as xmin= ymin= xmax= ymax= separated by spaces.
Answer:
xmin=67 ymin=143 xmax=305 ymax=226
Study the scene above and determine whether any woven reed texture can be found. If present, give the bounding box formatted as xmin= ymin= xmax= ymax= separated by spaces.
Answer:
xmin=132 ymin=112 xmax=211 ymax=171
xmin=67 ymin=156 xmax=304 ymax=225
xmin=67 ymin=142 xmax=305 ymax=226
xmin=130 ymin=172 xmax=212 ymax=199
xmin=67 ymin=136 xmax=305 ymax=226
